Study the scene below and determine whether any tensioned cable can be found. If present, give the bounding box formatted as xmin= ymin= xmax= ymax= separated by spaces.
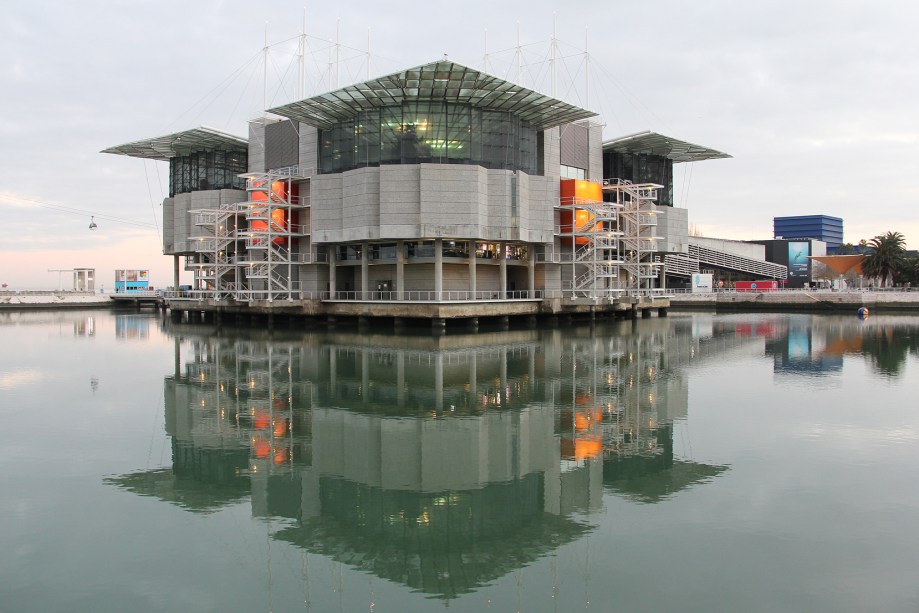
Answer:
xmin=0 ymin=194 xmax=156 ymax=228
xmin=163 ymin=49 xmax=263 ymax=133
xmin=143 ymin=160 xmax=161 ymax=233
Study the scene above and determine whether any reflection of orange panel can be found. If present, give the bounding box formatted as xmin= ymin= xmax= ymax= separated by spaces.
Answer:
xmin=575 ymin=437 xmax=603 ymax=460
xmin=574 ymin=409 xmax=603 ymax=432
xmin=253 ymin=411 xmax=270 ymax=430
xmin=273 ymin=449 xmax=287 ymax=465
xmin=273 ymin=419 xmax=288 ymax=437
xmin=253 ymin=439 xmax=270 ymax=459
xmin=560 ymin=436 xmax=603 ymax=461
xmin=575 ymin=393 xmax=591 ymax=406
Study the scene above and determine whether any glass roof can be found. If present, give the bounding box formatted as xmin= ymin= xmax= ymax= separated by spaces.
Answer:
xmin=102 ymin=126 xmax=248 ymax=161
xmin=267 ymin=60 xmax=597 ymax=130
xmin=602 ymin=131 xmax=731 ymax=163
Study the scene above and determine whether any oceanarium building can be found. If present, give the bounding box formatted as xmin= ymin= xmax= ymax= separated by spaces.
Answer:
xmin=104 ymin=60 xmax=754 ymax=322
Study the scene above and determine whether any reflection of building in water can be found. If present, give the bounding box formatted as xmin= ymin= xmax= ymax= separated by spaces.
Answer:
xmin=109 ymin=322 xmax=730 ymax=598
xmin=73 ymin=316 xmax=95 ymax=336
xmin=547 ymin=320 xmax=728 ymax=503
xmin=115 ymin=314 xmax=151 ymax=340
xmin=765 ymin=315 xmax=864 ymax=376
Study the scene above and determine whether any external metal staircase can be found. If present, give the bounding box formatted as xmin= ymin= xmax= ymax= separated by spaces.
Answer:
xmin=557 ymin=179 xmax=664 ymax=301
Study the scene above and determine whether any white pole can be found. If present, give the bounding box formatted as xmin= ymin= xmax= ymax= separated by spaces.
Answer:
xmin=585 ymin=26 xmax=589 ymax=109
xmin=482 ymin=29 xmax=488 ymax=72
xmin=263 ymin=23 xmax=268 ymax=113
xmin=299 ymin=8 xmax=307 ymax=99
xmin=367 ymin=27 xmax=372 ymax=79
xmin=516 ymin=22 xmax=522 ymax=84
xmin=550 ymin=15 xmax=557 ymax=97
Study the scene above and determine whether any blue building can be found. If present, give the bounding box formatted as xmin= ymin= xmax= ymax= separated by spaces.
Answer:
xmin=773 ymin=215 xmax=843 ymax=253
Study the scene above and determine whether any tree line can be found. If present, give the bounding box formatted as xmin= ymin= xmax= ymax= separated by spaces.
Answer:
xmin=837 ymin=231 xmax=916 ymax=287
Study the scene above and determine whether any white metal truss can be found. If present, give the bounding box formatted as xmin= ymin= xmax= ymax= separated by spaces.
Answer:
xmin=188 ymin=202 xmax=243 ymax=299
xmin=188 ymin=167 xmax=311 ymax=302
xmin=556 ymin=179 xmax=663 ymax=301
xmin=605 ymin=180 xmax=664 ymax=296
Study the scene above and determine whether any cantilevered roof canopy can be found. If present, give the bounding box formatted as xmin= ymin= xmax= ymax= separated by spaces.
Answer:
xmin=267 ymin=60 xmax=597 ymax=131
xmin=811 ymin=255 xmax=865 ymax=276
xmin=602 ymin=130 xmax=731 ymax=163
xmin=102 ymin=126 xmax=248 ymax=161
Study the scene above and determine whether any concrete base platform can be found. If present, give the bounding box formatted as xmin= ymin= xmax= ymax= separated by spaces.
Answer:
xmin=162 ymin=296 xmax=671 ymax=329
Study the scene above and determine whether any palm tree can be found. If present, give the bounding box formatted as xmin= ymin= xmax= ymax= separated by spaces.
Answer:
xmin=863 ymin=231 xmax=907 ymax=287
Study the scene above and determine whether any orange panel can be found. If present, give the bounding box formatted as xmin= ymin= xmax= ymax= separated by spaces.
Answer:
xmin=560 ymin=179 xmax=603 ymax=245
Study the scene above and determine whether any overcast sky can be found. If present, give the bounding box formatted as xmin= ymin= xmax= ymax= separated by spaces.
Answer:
xmin=2 ymin=0 xmax=917 ymax=289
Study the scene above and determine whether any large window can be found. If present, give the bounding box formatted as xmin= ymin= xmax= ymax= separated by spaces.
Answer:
xmin=319 ymin=103 xmax=538 ymax=175
xmin=169 ymin=150 xmax=247 ymax=197
xmin=169 ymin=151 xmax=249 ymax=197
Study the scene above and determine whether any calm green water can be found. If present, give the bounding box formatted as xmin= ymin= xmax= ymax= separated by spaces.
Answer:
xmin=2 ymin=310 xmax=919 ymax=612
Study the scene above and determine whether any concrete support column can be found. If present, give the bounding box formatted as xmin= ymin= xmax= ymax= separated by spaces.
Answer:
xmin=434 ymin=238 xmax=443 ymax=301
xmin=329 ymin=249 xmax=337 ymax=297
xmin=432 ymin=317 xmax=446 ymax=335
xmin=469 ymin=247 xmax=477 ymax=299
xmin=173 ymin=255 xmax=180 ymax=290
xmin=499 ymin=242 xmax=507 ymax=298
xmin=396 ymin=240 xmax=405 ymax=300
xmin=360 ymin=242 xmax=369 ymax=300
xmin=528 ymin=252 xmax=536 ymax=298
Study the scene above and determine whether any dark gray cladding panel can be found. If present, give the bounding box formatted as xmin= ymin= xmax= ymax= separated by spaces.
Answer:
xmin=559 ymin=122 xmax=589 ymax=171
xmin=265 ymin=120 xmax=300 ymax=169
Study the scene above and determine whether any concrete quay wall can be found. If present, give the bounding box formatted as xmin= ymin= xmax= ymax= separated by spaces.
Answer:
xmin=670 ymin=290 xmax=919 ymax=313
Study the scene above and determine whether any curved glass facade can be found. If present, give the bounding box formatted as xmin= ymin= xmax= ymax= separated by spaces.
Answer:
xmin=169 ymin=150 xmax=248 ymax=197
xmin=320 ymin=102 xmax=538 ymax=175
